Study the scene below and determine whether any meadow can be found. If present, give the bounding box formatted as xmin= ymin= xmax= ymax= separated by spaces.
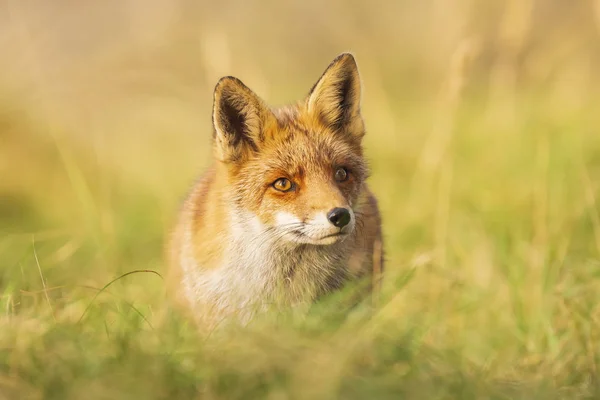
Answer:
xmin=2 ymin=1 xmax=600 ymax=398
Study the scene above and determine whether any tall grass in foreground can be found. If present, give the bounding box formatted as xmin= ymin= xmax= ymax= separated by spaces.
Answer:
xmin=2 ymin=0 xmax=600 ymax=398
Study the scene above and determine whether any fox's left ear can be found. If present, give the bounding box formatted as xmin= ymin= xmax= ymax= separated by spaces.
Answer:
xmin=212 ymin=76 xmax=277 ymax=163
xmin=306 ymin=53 xmax=364 ymax=142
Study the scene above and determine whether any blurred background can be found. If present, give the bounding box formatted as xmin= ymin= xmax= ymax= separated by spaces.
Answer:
xmin=2 ymin=1 xmax=600 ymax=396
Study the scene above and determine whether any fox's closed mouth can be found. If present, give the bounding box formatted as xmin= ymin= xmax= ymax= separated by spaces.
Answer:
xmin=291 ymin=230 xmax=348 ymax=241
xmin=319 ymin=232 xmax=348 ymax=240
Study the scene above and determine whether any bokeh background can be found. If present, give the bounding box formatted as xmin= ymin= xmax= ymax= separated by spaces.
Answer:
xmin=2 ymin=0 xmax=600 ymax=398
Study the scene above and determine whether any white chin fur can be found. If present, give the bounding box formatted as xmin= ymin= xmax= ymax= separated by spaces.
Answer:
xmin=275 ymin=211 xmax=355 ymax=246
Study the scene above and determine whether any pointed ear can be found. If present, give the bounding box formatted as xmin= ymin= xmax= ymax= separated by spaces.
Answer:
xmin=212 ymin=76 xmax=276 ymax=163
xmin=306 ymin=53 xmax=364 ymax=141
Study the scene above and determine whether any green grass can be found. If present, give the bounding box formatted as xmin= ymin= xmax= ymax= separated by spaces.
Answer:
xmin=2 ymin=2 xmax=600 ymax=396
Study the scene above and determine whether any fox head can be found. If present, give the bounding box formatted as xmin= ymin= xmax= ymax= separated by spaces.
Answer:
xmin=212 ymin=53 xmax=368 ymax=246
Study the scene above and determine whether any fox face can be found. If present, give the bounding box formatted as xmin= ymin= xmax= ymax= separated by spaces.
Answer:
xmin=212 ymin=54 xmax=368 ymax=246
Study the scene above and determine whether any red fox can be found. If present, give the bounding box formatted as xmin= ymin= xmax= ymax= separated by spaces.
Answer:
xmin=167 ymin=53 xmax=383 ymax=329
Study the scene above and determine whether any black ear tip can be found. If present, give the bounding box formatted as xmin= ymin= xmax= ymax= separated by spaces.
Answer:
xmin=337 ymin=52 xmax=355 ymax=60
xmin=334 ymin=53 xmax=357 ymax=67
xmin=215 ymin=75 xmax=236 ymax=87
xmin=214 ymin=76 xmax=248 ymax=94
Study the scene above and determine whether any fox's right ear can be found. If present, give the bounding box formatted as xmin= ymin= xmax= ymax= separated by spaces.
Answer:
xmin=306 ymin=53 xmax=364 ymax=143
xmin=212 ymin=76 xmax=276 ymax=163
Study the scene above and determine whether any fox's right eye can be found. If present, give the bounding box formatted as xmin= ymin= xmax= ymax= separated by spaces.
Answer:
xmin=272 ymin=178 xmax=294 ymax=192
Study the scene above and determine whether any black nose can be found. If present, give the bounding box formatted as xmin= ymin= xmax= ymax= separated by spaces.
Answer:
xmin=327 ymin=207 xmax=351 ymax=228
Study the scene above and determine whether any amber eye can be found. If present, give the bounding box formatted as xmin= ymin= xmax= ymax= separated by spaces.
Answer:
xmin=334 ymin=167 xmax=349 ymax=182
xmin=273 ymin=178 xmax=293 ymax=192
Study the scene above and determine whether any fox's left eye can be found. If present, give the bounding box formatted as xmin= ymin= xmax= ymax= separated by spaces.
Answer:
xmin=334 ymin=167 xmax=349 ymax=182
xmin=273 ymin=178 xmax=294 ymax=192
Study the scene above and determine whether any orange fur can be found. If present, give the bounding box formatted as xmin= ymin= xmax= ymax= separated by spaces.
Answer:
xmin=167 ymin=53 xmax=383 ymax=330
